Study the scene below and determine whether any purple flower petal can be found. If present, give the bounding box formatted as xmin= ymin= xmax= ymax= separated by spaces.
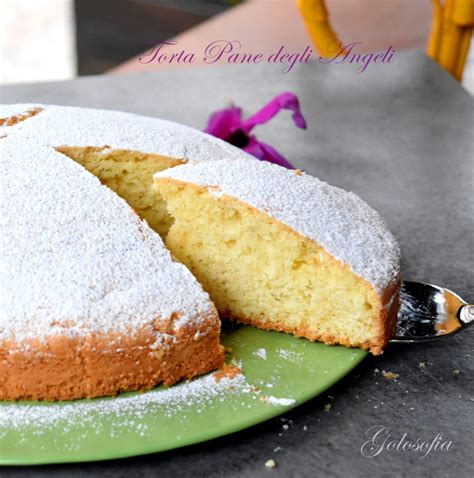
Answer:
xmin=255 ymin=141 xmax=295 ymax=169
xmin=204 ymin=92 xmax=305 ymax=169
xmin=243 ymin=137 xmax=294 ymax=169
xmin=204 ymin=106 xmax=243 ymax=140
xmin=242 ymin=92 xmax=307 ymax=132
xmin=241 ymin=136 xmax=264 ymax=158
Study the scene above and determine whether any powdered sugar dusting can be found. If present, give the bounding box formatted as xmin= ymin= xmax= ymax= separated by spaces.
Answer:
xmin=0 ymin=367 xmax=295 ymax=441
xmin=265 ymin=396 xmax=296 ymax=406
xmin=0 ymin=372 xmax=244 ymax=434
xmin=0 ymin=104 xmax=37 ymax=119
xmin=0 ymin=104 xmax=42 ymax=133
xmin=0 ymin=140 xmax=215 ymax=345
xmin=155 ymin=159 xmax=400 ymax=293
xmin=0 ymin=103 xmax=252 ymax=161
xmin=278 ymin=349 xmax=303 ymax=363
xmin=253 ymin=348 xmax=268 ymax=360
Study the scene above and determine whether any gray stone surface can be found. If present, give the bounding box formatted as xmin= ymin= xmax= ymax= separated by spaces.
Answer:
xmin=0 ymin=50 xmax=473 ymax=477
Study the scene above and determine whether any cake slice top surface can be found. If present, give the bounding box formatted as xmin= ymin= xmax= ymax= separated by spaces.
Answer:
xmin=0 ymin=138 xmax=216 ymax=345
xmin=0 ymin=103 xmax=252 ymax=161
xmin=155 ymin=159 xmax=400 ymax=294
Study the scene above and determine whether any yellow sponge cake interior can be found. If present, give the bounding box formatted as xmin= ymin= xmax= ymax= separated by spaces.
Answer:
xmin=154 ymin=159 xmax=400 ymax=355
xmin=57 ymin=147 xmax=183 ymax=236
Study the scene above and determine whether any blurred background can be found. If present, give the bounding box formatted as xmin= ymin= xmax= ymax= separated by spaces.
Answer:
xmin=0 ymin=0 xmax=472 ymax=93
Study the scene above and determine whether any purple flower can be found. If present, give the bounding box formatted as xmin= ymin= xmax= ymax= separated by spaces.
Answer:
xmin=204 ymin=92 xmax=307 ymax=169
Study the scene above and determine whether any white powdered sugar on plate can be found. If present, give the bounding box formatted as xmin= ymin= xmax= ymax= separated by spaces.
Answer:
xmin=277 ymin=349 xmax=303 ymax=363
xmin=0 ymin=368 xmax=295 ymax=439
xmin=253 ymin=348 xmax=268 ymax=360
xmin=265 ymin=396 xmax=296 ymax=406
xmin=0 ymin=373 xmax=245 ymax=434
xmin=155 ymin=159 xmax=401 ymax=293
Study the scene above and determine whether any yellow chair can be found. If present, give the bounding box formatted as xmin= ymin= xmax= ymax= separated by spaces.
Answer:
xmin=296 ymin=0 xmax=474 ymax=81
xmin=428 ymin=0 xmax=473 ymax=80
xmin=295 ymin=0 xmax=340 ymax=58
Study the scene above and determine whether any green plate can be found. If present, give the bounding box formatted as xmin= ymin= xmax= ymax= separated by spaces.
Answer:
xmin=0 ymin=324 xmax=366 ymax=465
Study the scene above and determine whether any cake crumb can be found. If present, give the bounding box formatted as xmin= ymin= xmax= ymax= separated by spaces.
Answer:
xmin=419 ymin=362 xmax=426 ymax=368
xmin=453 ymin=369 xmax=460 ymax=375
xmin=324 ymin=403 xmax=332 ymax=412
xmin=213 ymin=364 xmax=242 ymax=382
xmin=265 ymin=459 xmax=277 ymax=469
xmin=382 ymin=370 xmax=399 ymax=380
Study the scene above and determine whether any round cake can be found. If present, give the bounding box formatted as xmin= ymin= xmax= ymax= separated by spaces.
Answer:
xmin=0 ymin=103 xmax=401 ymax=402
xmin=0 ymin=104 xmax=251 ymax=401
xmin=154 ymin=159 xmax=401 ymax=355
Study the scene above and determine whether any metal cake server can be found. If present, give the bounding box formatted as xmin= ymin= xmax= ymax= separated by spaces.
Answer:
xmin=390 ymin=281 xmax=473 ymax=343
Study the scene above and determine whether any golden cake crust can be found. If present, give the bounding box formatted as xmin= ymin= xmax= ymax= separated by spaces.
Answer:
xmin=0 ymin=316 xmax=223 ymax=402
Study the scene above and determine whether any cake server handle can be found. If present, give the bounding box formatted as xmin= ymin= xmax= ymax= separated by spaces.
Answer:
xmin=458 ymin=304 xmax=474 ymax=326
